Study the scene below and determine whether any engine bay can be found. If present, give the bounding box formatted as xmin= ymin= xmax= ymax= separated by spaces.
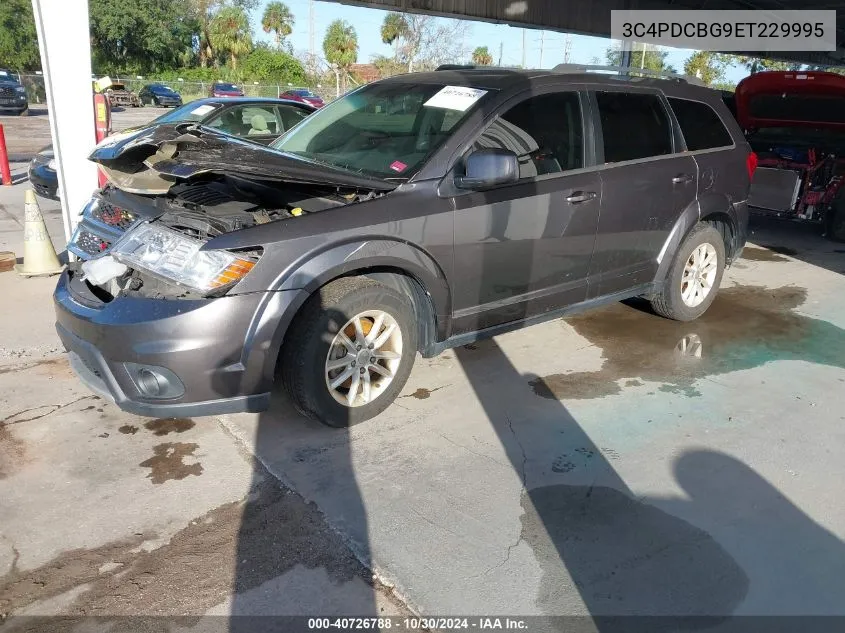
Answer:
xmin=69 ymin=174 xmax=383 ymax=302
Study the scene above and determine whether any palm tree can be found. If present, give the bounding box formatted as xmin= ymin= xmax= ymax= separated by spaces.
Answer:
xmin=323 ymin=19 xmax=358 ymax=93
xmin=209 ymin=6 xmax=252 ymax=70
xmin=189 ymin=0 xmax=222 ymax=67
xmin=261 ymin=1 xmax=294 ymax=49
xmin=472 ymin=46 xmax=493 ymax=66
xmin=380 ymin=12 xmax=407 ymax=62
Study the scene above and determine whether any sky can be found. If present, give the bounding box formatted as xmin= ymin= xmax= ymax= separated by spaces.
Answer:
xmin=249 ymin=0 xmax=750 ymax=84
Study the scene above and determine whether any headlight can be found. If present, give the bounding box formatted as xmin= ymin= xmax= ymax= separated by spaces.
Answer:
xmin=15 ymin=86 xmax=25 ymax=94
xmin=111 ymin=223 xmax=257 ymax=294
xmin=47 ymin=159 xmax=56 ymax=170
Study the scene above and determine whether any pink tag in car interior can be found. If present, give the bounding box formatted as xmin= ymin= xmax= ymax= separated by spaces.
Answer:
xmin=389 ymin=160 xmax=407 ymax=173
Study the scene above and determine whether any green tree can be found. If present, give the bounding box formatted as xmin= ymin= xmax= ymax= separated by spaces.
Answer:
xmin=90 ymin=0 xmax=199 ymax=74
xmin=683 ymin=51 xmax=734 ymax=86
xmin=735 ymin=56 xmax=802 ymax=73
xmin=471 ymin=46 xmax=493 ymax=66
xmin=380 ymin=12 xmax=408 ymax=62
xmin=379 ymin=12 xmax=467 ymax=72
xmin=261 ymin=1 xmax=294 ymax=49
xmin=323 ymin=19 xmax=357 ymax=92
xmin=209 ymin=6 xmax=253 ymax=70
xmin=0 ymin=0 xmax=39 ymax=70
xmin=239 ymin=43 xmax=305 ymax=83
xmin=606 ymin=43 xmax=675 ymax=73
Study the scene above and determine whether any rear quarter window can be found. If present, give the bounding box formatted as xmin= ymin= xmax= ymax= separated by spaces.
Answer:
xmin=669 ymin=97 xmax=734 ymax=151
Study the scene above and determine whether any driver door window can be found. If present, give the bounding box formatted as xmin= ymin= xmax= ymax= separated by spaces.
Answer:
xmin=474 ymin=92 xmax=584 ymax=179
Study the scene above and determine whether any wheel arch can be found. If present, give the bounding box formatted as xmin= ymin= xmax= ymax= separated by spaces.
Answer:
xmin=653 ymin=194 xmax=739 ymax=288
xmin=253 ymin=239 xmax=452 ymax=387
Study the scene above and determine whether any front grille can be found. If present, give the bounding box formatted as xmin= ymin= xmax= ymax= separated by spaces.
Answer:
xmin=90 ymin=201 xmax=136 ymax=231
xmin=74 ymin=229 xmax=112 ymax=257
xmin=68 ymin=197 xmax=141 ymax=261
xmin=0 ymin=86 xmax=16 ymax=97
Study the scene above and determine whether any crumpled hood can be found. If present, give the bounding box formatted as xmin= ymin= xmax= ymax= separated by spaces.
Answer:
xmin=88 ymin=123 xmax=396 ymax=193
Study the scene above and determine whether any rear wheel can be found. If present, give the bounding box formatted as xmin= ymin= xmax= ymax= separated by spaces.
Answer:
xmin=281 ymin=277 xmax=418 ymax=427
xmin=651 ymin=223 xmax=726 ymax=321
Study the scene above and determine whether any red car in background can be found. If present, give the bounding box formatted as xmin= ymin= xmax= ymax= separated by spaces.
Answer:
xmin=210 ymin=81 xmax=245 ymax=97
xmin=278 ymin=88 xmax=325 ymax=108
xmin=736 ymin=70 xmax=845 ymax=240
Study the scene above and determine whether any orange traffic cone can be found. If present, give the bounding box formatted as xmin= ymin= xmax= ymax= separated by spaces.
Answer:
xmin=14 ymin=189 xmax=64 ymax=276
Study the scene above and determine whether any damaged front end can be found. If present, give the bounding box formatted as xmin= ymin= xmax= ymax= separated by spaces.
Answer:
xmin=69 ymin=123 xmax=393 ymax=301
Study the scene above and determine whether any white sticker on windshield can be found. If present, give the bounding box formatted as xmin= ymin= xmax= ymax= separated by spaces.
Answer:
xmin=424 ymin=86 xmax=487 ymax=111
xmin=0 ymin=70 xmax=8 ymax=76
xmin=190 ymin=104 xmax=215 ymax=116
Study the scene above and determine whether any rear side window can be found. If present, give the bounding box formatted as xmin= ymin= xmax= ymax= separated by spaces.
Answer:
xmin=669 ymin=98 xmax=733 ymax=151
xmin=475 ymin=91 xmax=584 ymax=179
xmin=595 ymin=91 xmax=672 ymax=163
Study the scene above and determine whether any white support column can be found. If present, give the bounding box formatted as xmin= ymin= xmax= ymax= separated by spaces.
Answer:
xmin=31 ymin=0 xmax=98 ymax=245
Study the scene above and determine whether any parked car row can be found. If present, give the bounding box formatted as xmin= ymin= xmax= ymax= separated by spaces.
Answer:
xmin=29 ymin=96 xmax=315 ymax=199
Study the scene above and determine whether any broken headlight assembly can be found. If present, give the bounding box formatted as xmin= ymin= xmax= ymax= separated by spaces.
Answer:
xmin=111 ymin=223 xmax=258 ymax=294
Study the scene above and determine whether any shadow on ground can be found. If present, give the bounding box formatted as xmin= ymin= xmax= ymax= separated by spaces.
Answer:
xmin=746 ymin=214 xmax=845 ymax=276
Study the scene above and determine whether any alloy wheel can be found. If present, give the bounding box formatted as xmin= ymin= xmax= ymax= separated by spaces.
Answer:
xmin=324 ymin=310 xmax=403 ymax=407
xmin=680 ymin=243 xmax=718 ymax=308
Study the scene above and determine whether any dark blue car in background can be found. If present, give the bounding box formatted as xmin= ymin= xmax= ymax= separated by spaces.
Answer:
xmin=138 ymin=83 xmax=183 ymax=107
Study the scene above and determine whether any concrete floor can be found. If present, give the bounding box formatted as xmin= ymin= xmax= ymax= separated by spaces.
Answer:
xmin=2 ymin=109 xmax=845 ymax=628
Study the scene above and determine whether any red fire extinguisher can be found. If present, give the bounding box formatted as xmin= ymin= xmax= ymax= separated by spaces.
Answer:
xmin=93 ymin=92 xmax=111 ymax=187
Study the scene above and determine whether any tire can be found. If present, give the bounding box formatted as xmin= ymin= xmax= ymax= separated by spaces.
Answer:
xmin=650 ymin=223 xmax=726 ymax=321
xmin=281 ymin=277 xmax=418 ymax=427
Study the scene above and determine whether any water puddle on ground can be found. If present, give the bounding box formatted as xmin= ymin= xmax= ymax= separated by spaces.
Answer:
xmin=529 ymin=285 xmax=845 ymax=400
xmin=139 ymin=442 xmax=203 ymax=484
xmin=144 ymin=418 xmax=195 ymax=436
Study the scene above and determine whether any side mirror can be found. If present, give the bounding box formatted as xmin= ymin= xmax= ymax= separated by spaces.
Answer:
xmin=455 ymin=148 xmax=519 ymax=190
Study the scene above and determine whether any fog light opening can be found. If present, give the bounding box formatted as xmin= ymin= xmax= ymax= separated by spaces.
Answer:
xmin=136 ymin=368 xmax=164 ymax=397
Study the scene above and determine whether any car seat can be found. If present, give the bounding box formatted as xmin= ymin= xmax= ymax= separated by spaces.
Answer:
xmin=248 ymin=114 xmax=269 ymax=136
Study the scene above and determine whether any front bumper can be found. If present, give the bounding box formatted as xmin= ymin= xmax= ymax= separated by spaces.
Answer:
xmin=28 ymin=163 xmax=58 ymax=199
xmin=54 ymin=268 xmax=279 ymax=417
xmin=0 ymin=103 xmax=27 ymax=114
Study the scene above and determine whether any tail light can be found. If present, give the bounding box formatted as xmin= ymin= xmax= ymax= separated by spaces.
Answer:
xmin=746 ymin=151 xmax=758 ymax=181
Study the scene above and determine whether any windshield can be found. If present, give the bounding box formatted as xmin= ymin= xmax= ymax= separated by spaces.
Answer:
xmin=214 ymin=83 xmax=239 ymax=92
xmin=151 ymin=84 xmax=175 ymax=94
xmin=271 ymin=82 xmax=489 ymax=179
xmin=151 ymin=101 xmax=223 ymax=124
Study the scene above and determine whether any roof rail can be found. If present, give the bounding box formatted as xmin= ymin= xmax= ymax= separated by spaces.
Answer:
xmin=552 ymin=63 xmax=705 ymax=86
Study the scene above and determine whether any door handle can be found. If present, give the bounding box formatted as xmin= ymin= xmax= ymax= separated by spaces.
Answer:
xmin=672 ymin=174 xmax=694 ymax=184
xmin=565 ymin=191 xmax=597 ymax=204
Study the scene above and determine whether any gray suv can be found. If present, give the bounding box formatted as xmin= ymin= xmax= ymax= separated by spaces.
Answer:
xmin=54 ymin=67 xmax=753 ymax=427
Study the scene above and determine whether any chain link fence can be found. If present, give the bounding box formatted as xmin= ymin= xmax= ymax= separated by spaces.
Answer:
xmin=16 ymin=73 xmax=338 ymax=107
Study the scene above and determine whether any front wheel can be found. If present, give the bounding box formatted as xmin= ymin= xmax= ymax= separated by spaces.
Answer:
xmin=280 ymin=277 xmax=418 ymax=427
xmin=651 ymin=223 xmax=726 ymax=321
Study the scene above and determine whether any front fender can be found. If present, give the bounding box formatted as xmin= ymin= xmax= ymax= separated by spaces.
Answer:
xmin=240 ymin=238 xmax=451 ymax=387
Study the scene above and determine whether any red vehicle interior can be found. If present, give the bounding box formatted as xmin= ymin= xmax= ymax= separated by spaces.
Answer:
xmin=735 ymin=71 xmax=845 ymax=220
